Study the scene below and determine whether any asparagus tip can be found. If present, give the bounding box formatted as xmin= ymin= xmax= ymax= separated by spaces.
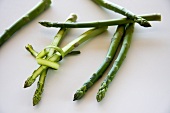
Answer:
xmin=96 ymin=88 xmax=107 ymax=102
xmin=141 ymin=22 xmax=152 ymax=27
xmin=23 ymin=76 xmax=35 ymax=88
xmin=24 ymin=81 xmax=30 ymax=88
xmin=39 ymin=21 xmax=51 ymax=27
xmin=33 ymin=90 xmax=42 ymax=106
xmin=73 ymin=90 xmax=84 ymax=101
xmin=136 ymin=18 xmax=152 ymax=27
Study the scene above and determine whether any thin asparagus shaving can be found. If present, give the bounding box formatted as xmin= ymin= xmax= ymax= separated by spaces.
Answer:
xmin=0 ymin=0 xmax=51 ymax=47
xmin=24 ymin=26 xmax=108 ymax=89
xmin=36 ymin=58 xmax=60 ymax=70
xmin=39 ymin=13 xmax=161 ymax=28
xmin=73 ymin=25 xmax=126 ymax=101
xmin=96 ymin=23 xmax=135 ymax=102
xmin=92 ymin=0 xmax=151 ymax=27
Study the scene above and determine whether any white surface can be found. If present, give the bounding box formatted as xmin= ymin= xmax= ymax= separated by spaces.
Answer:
xmin=0 ymin=0 xmax=170 ymax=113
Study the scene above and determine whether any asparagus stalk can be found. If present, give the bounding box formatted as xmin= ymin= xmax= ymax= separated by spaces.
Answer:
xmin=96 ymin=23 xmax=135 ymax=102
xmin=92 ymin=0 xmax=151 ymax=27
xmin=0 ymin=0 xmax=51 ymax=47
xmin=73 ymin=25 xmax=126 ymax=101
xmin=39 ymin=13 xmax=161 ymax=28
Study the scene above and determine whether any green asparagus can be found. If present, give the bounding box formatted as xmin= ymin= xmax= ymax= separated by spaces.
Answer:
xmin=0 ymin=0 xmax=51 ymax=47
xmin=96 ymin=23 xmax=135 ymax=102
xmin=73 ymin=24 xmax=126 ymax=101
xmin=92 ymin=0 xmax=150 ymax=27
xmin=39 ymin=13 xmax=161 ymax=28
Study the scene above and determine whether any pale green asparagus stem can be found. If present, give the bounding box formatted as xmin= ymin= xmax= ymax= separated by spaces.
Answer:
xmin=92 ymin=0 xmax=151 ymax=27
xmin=0 ymin=0 xmax=51 ymax=47
xmin=73 ymin=25 xmax=125 ymax=101
xmin=39 ymin=13 xmax=161 ymax=28
xmin=96 ymin=23 xmax=135 ymax=102
xmin=24 ymin=26 xmax=108 ymax=88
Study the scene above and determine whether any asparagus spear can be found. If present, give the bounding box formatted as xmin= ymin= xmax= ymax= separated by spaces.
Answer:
xmin=73 ymin=25 xmax=125 ymax=101
xmin=39 ymin=13 xmax=161 ymax=28
xmin=96 ymin=23 xmax=135 ymax=102
xmin=0 ymin=0 xmax=51 ymax=47
xmin=92 ymin=0 xmax=150 ymax=27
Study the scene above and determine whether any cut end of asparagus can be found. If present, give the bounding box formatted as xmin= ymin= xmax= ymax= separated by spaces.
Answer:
xmin=39 ymin=21 xmax=52 ymax=27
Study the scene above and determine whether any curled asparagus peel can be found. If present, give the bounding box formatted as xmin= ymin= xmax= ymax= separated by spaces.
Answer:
xmin=73 ymin=25 xmax=126 ymax=101
xmin=25 ymin=14 xmax=78 ymax=106
xmin=96 ymin=23 xmax=135 ymax=102
xmin=92 ymin=0 xmax=151 ymax=27
xmin=39 ymin=13 xmax=161 ymax=28
xmin=0 ymin=0 xmax=52 ymax=47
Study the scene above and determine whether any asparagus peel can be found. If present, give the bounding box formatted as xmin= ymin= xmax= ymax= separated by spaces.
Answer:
xmin=39 ymin=13 xmax=161 ymax=28
xmin=96 ymin=23 xmax=135 ymax=102
xmin=73 ymin=24 xmax=126 ymax=101
xmin=0 ymin=0 xmax=51 ymax=47
xmin=92 ymin=0 xmax=151 ymax=27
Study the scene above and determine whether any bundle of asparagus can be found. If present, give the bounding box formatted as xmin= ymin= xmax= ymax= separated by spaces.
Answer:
xmin=38 ymin=0 xmax=161 ymax=102
xmin=0 ymin=0 xmax=161 ymax=106
xmin=24 ymin=13 xmax=108 ymax=105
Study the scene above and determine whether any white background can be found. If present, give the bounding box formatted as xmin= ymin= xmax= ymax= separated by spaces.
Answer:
xmin=0 ymin=0 xmax=170 ymax=113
